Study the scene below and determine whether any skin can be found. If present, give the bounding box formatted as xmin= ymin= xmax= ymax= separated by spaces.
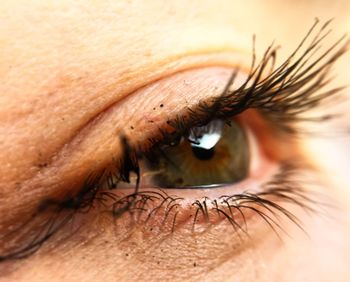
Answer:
xmin=1 ymin=0 xmax=350 ymax=281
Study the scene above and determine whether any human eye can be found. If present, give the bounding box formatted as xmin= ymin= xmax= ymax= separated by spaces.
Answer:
xmin=0 ymin=19 xmax=348 ymax=278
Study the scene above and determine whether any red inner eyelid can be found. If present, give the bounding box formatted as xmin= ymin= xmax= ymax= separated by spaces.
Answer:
xmin=244 ymin=118 xmax=278 ymax=182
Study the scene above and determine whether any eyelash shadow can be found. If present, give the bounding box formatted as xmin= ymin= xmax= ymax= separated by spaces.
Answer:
xmin=0 ymin=19 xmax=348 ymax=262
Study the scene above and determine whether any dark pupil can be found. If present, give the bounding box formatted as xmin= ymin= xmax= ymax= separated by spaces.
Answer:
xmin=191 ymin=145 xmax=215 ymax=160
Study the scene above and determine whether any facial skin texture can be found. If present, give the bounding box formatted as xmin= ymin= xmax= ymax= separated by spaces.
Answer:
xmin=1 ymin=0 xmax=350 ymax=281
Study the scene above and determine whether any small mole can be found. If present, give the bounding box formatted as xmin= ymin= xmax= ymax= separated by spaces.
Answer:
xmin=160 ymin=104 xmax=164 ymax=108
xmin=125 ymin=253 xmax=129 ymax=257
xmin=149 ymin=120 xmax=154 ymax=123
xmin=193 ymin=262 xmax=197 ymax=267
xmin=153 ymin=107 xmax=156 ymax=110
xmin=157 ymin=261 xmax=160 ymax=265
xmin=130 ymin=126 xmax=134 ymax=130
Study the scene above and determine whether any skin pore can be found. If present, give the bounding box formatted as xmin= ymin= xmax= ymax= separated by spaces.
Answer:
xmin=1 ymin=0 xmax=350 ymax=281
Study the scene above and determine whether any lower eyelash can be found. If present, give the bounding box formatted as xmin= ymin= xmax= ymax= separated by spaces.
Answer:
xmin=0 ymin=161 xmax=324 ymax=261
xmin=101 ymin=162 xmax=319 ymax=237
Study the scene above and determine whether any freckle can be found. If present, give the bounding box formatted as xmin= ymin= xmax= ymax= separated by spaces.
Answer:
xmin=153 ymin=107 xmax=156 ymax=110
xmin=160 ymin=104 xmax=164 ymax=108
xmin=157 ymin=261 xmax=160 ymax=265
xmin=149 ymin=120 xmax=154 ymax=123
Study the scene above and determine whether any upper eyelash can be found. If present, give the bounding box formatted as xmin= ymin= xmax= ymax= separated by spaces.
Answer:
xmin=164 ymin=20 xmax=348 ymax=138
xmin=0 ymin=19 xmax=347 ymax=262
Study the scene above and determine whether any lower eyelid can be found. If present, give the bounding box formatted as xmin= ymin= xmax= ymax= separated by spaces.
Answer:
xmin=0 ymin=162 xmax=317 ymax=262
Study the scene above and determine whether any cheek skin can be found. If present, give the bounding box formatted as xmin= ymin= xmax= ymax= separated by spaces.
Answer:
xmin=6 ymin=176 xmax=344 ymax=282
xmin=0 ymin=205 xmax=287 ymax=281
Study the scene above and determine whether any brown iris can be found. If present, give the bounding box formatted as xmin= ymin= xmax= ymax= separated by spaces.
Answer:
xmin=146 ymin=119 xmax=250 ymax=188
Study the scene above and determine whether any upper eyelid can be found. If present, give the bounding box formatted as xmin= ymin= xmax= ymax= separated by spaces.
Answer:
xmin=3 ymin=66 xmax=247 ymax=214
xmin=0 ymin=51 xmax=247 ymax=192
xmin=48 ymin=67 xmax=244 ymax=169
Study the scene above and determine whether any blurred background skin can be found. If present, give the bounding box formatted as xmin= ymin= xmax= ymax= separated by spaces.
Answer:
xmin=0 ymin=0 xmax=350 ymax=281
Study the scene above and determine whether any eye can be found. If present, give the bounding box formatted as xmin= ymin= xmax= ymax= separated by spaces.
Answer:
xmin=143 ymin=118 xmax=250 ymax=188
xmin=0 ymin=20 xmax=347 ymax=261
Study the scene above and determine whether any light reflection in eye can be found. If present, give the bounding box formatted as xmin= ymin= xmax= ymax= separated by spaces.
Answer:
xmin=188 ymin=119 xmax=224 ymax=149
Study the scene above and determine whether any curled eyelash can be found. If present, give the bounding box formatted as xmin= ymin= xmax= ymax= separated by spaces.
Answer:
xmin=0 ymin=164 xmax=329 ymax=261
xmin=0 ymin=20 xmax=348 ymax=262
xmin=160 ymin=19 xmax=348 ymax=141
xmin=0 ymin=161 xmax=319 ymax=263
